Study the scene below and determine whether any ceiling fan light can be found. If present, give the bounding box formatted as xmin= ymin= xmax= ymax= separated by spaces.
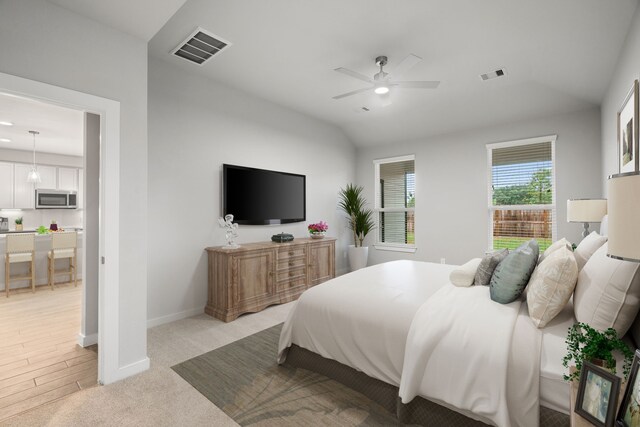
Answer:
xmin=374 ymin=85 xmax=390 ymax=95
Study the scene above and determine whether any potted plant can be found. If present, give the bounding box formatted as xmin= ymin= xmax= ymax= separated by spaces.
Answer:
xmin=308 ymin=221 xmax=328 ymax=239
xmin=14 ymin=217 xmax=23 ymax=231
xmin=338 ymin=184 xmax=375 ymax=271
xmin=562 ymin=322 xmax=634 ymax=382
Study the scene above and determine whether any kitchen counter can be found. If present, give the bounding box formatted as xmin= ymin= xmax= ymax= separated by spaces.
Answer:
xmin=0 ymin=228 xmax=83 ymax=235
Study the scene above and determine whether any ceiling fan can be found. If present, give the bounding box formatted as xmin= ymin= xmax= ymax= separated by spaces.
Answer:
xmin=332 ymin=54 xmax=440 ymax=100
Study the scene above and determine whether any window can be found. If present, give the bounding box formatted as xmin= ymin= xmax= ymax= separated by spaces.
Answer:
xmin=487 ymin=136 xmax=556 ymax=251
xmin=374 ymin=155 xmax=416 ymax=252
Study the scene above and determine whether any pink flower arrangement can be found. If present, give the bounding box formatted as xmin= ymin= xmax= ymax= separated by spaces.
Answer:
xmin=308 ymin=221 xmax=328 ymax=234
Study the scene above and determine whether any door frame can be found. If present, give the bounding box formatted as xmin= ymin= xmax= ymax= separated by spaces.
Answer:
xmin=0 ymin=71 xmax=121 ymax=384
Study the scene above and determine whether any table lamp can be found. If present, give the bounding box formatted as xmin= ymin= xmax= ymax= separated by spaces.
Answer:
xmin=567 ymin=199 xmax=608 ymax=239
xmin=607 ymin=173 xmax=640 ymax=262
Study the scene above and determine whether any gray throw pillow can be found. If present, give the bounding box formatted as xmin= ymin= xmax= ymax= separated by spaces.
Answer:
xmin=489 ymin=240 xmax=539 ymax=304
xmin=473 ymin=249 xmax=509 ymax=286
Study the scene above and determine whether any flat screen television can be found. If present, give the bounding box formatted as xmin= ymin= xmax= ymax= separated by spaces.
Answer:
xmin=223 ymin=164 xmax=306 ymax=225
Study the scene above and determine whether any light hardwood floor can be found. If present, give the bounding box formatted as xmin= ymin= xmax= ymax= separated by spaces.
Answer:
xmin=0 ymin=283 xmax=97 ymax=422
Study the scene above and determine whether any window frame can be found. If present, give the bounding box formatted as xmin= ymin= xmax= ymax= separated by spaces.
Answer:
xmin=486 ymin=135 xmax=557 ymax=251
xmin=373 ymin=154 xmax=417 ymax=253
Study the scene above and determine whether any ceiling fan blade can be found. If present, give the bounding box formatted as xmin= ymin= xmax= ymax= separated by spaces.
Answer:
xmin=392 ymin=54 xmax=422 ymax=78
xmin=332 ymin=87 xmax=373 ymax=100
xmin=334 ymin=67 xmax=373 ymax=83
xmin=394 ymin=81 xmax=440 ymax=89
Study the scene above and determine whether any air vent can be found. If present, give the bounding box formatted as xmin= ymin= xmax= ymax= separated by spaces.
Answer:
xmin=480 ymin=68 xmax=506 ymax=81
xmin=172 ymin=27 xmax=231 ymax=66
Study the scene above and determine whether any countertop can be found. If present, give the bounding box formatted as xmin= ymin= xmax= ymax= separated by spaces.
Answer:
xmin=0 ymin=227 xmax=83 ymax=235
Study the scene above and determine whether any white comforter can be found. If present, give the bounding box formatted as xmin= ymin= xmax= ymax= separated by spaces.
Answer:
xmin=399 ymin=284 xmax=542 ymax=426
xmin=278 ymin=260 xmax=454 ymax=385
xmin=278 ymin=260 xmax=543 ymax=427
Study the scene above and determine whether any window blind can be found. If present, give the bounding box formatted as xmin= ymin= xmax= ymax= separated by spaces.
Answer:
xmin=489 ymin=139 xmax=555 ymax=251
xmin=376 ymin=158 xmax=415 ymax=245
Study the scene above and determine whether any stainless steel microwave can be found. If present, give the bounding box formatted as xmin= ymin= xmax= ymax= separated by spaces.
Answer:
xmin=35 ymin=189 xmax=77 ymax=209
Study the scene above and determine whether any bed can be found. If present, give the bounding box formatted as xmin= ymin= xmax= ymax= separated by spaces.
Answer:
xmin=278 ymin=227 xmax=640 ymax=426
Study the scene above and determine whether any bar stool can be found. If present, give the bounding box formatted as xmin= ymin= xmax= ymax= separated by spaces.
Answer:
xmin=4 ymin=233 xmax=36 ymax=297
xmin=48 ymin=231 xmax=77 ymax=289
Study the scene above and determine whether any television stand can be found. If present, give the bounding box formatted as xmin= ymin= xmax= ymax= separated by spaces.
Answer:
xmin=204 ymin=237 xmax=336 ymax=322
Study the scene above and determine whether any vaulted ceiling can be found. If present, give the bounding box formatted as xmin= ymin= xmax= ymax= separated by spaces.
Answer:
xmin=27 ymin=0 xmax=640 ymax=149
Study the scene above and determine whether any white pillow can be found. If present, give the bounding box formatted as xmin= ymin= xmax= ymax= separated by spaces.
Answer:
xmin=573 ymin=243 xmax=640 ymax=335
xmin=538 ymin=237 xmax=571 ymax=264
xmin=450 ymin=258 xmax=482 ymax=287
xmin=574 ymin=231 xmax=607 ymax=270
xmin=527 ymin=246 xmax=579 ymax=328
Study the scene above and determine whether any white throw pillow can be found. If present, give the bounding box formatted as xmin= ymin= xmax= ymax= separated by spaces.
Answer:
xmin=450 ymin=258 xmax=482 ymax=287
xmin=574 ymin=231 xmax=607 ymax=270
xmin=527 ymin=247 xmax=579 ymax=328
xmin=574 ymin=243 xmax=640 ymax=335
xmin=538 ymin=237 xmax=571 ymax=264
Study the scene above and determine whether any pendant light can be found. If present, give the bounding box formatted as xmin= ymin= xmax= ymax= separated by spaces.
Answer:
xmin=26 ymin=130 xmax=41 ymax=183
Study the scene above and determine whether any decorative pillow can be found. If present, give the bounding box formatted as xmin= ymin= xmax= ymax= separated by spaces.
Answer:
xmin=574 ymin=231 xmax=607 ymax=271
xmin=574 ymin=243 xmax=640 ymax=335
xmin=490 ymin=240 xmax=539 ymax=304
xmin=450 ymin=258 xmax=482 ymax=287
xmin=527 ymin=247 xmax=579 ymax=328
xmin=538 ymin=237 xmax=571 ymax=264
xmin=473 ymin=249 xmax=509 ymax=286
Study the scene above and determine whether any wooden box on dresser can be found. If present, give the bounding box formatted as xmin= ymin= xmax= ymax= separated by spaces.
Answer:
xmin=205 ymin=237 xmax=336 ymax=322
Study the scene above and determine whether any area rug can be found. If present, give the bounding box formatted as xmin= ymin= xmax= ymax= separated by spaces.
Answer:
xmin=171 ymin=324 xmax=406 ymax=426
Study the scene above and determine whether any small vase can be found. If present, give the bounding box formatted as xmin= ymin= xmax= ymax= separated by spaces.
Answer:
xmin=15 ymin=224 xmax=23 ymax=231
xmin=310 ymin=231 xmax=326 ymax=239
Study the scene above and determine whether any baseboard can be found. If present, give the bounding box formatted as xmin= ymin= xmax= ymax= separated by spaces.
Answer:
xmin=77 ymin=332 xmax=98 ymax=347
xmin=101 ymin=357 xmax=150 ymax=385
xmin=147 ymin=307 xmax=204 ymax=328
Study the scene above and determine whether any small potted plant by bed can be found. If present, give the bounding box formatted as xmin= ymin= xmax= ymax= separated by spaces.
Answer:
xmin=308 ymin=221 xmax=328 ymax=239
xmin=562 ymin=322 xmax=634 ymax=382
xmin=14 ymin=217 xmax=23 ymax=231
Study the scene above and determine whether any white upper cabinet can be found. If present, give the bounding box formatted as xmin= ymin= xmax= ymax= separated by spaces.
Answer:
xmin=0 ymin=162 xmax=14 ymax=208
xmin=13 ymin=163 xmax=35 ymax=209
xmin=58 ymin=167 xmax=78 ymax=192
xmin=77 ymin=169 xmax=83 ymax=209
xmin=36 ymin=165 xmax=57 ymax=190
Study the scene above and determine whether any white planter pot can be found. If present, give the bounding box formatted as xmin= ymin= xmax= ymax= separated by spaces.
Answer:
xmin=348 ymin=245 xmax=369 ymax=272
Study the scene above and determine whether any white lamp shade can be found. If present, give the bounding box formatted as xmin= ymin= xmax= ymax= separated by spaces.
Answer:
xmin=607 ymin=173 xmax=640 ymax=261
xmin=566 ymin=199 xmax=607 ymax=223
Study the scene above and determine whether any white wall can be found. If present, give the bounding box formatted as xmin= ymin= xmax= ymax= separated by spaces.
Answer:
xmin=147 ymin=57 xmax=356 ymax=326
xmin=601 ymin=3 xmax=640 ymax=190
xmin=0 ymin=0 xmax=148 ymax=371
xmin=356 ymin=108 xmax=602 ymax=266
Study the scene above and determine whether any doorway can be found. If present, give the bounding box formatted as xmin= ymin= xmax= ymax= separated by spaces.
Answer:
xmin=0 ymin=71 xmax=123 ymax=387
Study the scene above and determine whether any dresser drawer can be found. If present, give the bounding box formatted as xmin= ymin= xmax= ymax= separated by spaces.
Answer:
xmin=279 ymin=276 xmax=307 ymax=291
xmin=277 ymin=256 xmax=306 ymax=270
xmin=277 ymin=266 xmax=306 ymax=282
xmin=278 ymin=246 xmax=307 ymax=260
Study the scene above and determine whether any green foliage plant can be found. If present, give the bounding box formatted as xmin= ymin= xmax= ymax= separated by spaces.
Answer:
xmin=562 ymin=322 xmax=634 ymax=382
xmin=14 ymin=217 xmax=22 ymax=225
xmin=338 ymin=184 xmax=375 ymax=247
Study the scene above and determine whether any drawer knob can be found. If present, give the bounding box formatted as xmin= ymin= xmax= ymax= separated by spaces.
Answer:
xmin=288 ymin=251 xmax=294 ymax=255
xmin=289 ymin=261 xmax=294 ymax=266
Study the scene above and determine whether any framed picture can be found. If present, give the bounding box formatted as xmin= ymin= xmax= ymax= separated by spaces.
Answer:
xmin=576 ymin=361 xmax=621 ymax=427
xmin=618 ymin=80 xmax=639 ymax=173
xmin=617 ymin=350 xmax=640 ymax=427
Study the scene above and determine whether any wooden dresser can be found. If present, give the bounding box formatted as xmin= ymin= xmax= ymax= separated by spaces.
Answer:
xmin=205 ymin=238 xmax=336 ymax=322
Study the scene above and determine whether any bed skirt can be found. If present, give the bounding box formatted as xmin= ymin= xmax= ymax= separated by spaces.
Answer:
xmin=283 ymin=344 xmax=569 ymax=427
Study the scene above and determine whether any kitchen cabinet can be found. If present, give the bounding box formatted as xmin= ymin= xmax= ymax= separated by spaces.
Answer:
xmin=77 ymin=169 xmax=83 ymax=209
xmin=205 ymin=238 xmax=336 ymax=322
xmin=13 ymin=164 xmax=35 ymax=209
xmin=57 ymin=167 xmax=78 ymax=192
xmin=35 ymin=165 xmax=57 ymax=190
xmin=0 ymin=162 xmax=14 ymax=208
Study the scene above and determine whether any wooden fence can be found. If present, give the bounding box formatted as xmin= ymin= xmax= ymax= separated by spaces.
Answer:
xmin=493 ymin=209 xmax=551 ymax=239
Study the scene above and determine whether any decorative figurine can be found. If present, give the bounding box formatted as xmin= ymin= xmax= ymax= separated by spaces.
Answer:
xmin=217 ymin=214 xmax=239 ymax=249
